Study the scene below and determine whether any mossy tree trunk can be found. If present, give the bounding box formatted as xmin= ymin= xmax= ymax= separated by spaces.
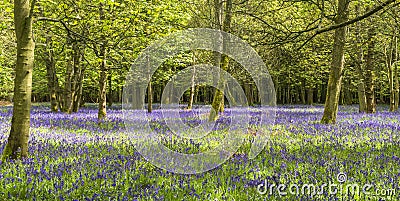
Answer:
xmin=321 ymin=0 xmax=349 ymax=124
xmin=3 ymin=0 xmax=36 ymax=160
xmin=209 ymin=0 xmax=232 ymax=121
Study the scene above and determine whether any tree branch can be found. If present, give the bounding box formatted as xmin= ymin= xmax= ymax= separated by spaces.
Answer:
xmin=29 ymin=0 xmax=37 ymax=18
xmin=298 ymin=0 xmax=398 ymax=49
xmin=316 ymin=0 xmax=396 ymax=35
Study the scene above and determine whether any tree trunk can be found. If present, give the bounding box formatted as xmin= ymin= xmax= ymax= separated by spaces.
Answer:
xmin=63 ymin=49 xmax=74 ymax=114
xmin=307 ymin=88 xmax=313 ymax=105
xmin=286 ymin=84 xmax=290 ymax=104
xmin=3 ymin=0 xmax=36 ymax=160
xmin=321 ymin=0 xmax=349 ymax=124
xmin=209 ymin=0 xmax=232 ymax=121
xmin=98 ymin=3 xmax=107 ymax=120
xmin=147 ymin=56 xmax=153 ymax=113
xmin=98 ymin=44 xmax=107 ymax=119
xmin=147 ymin=81 xmax=152 ymax=113
xmin=354 ymin=7 xmax=367 ymax=112
xmin=345 ymin=80 xmax=352 ymax=105
xmin=210 ymin=55 xmax=229 ymax=121
xmin=394 ymin=35 xmax=399 ymax=111
xmin=72 ymin=62 xmax=85 ymax=113
xmin=209 ymin=0 xmax=223 ymax=122
xmin=365 ymin=24 xmax=376 ymax=113
xmin=107 ymin=72 xmax=113 ymax=107
xmin=71 ymin=43 xmax=82 ymax=113
xmin=386 ymin=30 xmax=398 ymax=112
xmin=387 ymin=45 xmax=395 ymax=112
xmin=44 ymin=36 xmax=59 ymax=112
xmin=300 ymin=82 xmax=306 ymax=104
xmin=395 ymin=64 xmax=399 ymax=111
xmin=187 ymin=53 xmax=196 ymax=110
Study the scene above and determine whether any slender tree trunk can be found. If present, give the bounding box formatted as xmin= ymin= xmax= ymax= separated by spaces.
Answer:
xmin=344 ymin=79 xmax=352 ymax=105
xmin=394 ymin=35 xmax=399 ymax=111
xmin=72 ymin=62 xmax=85 ymax=113
xmin=3 ymin=0 xmax=36 ymax=160
xmin=354 ymin=7 xmax=367 ymax=112
xmin=307 ymin=88 xmax=313 ymax=105
xmin=187 ymin=53 xmax=196 ymax=110
xmin=386 ymin=30 xmax=398 ymax=112
xmin=98 ymin=3 xmax=107 ymax=120
xmin=147 ymin=56 xmax=153 ymax=113
xmin=286 ymin=84 xmax=290 ymax=104
xmin=107 ymin=72 xmax=113 ymax=107
xmin=70 ymin=43 xmax=81 ymax=113
xmin=355 ymin=57 xmax=367 ymax=112
xmin=365 ymin=25 xmax=376 ymax=113
xmin=147 ymin=81 xmax=152 ymax=113
xmin=386 ymin=45 xmax=395 ymax=112
xmin=395 ymin=64 xmax=399 ymax=111
xmin=300 ymin=82 xmax=306 ymax=104
xmin=321 ymin=0 xmax=349 ymax=124
xmin=244 ymin=82 xmax=254 ymax=106
xmin=98 ymin=44 xmax=107 ymax=119
xmin=44 ymin=36 xmax=59 ymax=112
xmin=63 ymin=49 xmax=74 ymax=114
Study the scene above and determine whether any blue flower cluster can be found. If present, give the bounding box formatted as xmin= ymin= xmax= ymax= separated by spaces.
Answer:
xmin=0 ymin=104 xmax=398 ymax=200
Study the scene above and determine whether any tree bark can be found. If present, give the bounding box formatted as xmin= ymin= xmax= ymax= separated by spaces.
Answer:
xmin=386 ymin=30 xmax=398 ymax=112
xmin=386 ymin=45 xmax=395 ymax=112
xmin=354 ymin=6 xmax=367 ymax=112
xmin=300 ymin=82 xmax=306 ymax=104
xmin=394 ymin=35 xmax=399 ymax=111
xmin=3 ymin=0 xmax=36 ymax=160
xmin=63 ymin=47 xmax=74 ymax=114
xmin=307 ymin=88 xmax=313 ymax=105
xmin=107 ymin=72 xmax=113 ymax=107
xmin=365 ymin=24 xmax=376 ymax=113
xmin=147 ymin=56 xmax=152 ymax=113
xmin=44 ymin=36 xmax=59 ymax=112
xmin=344 ymin=79 xmax=352 ymax=105
xmin=209 ymin=0 xmax=232 ymax=121
xmin=72 ymin=59 xmax=85 ymax=113
xmin=187 ymin=52 xmax=196 ymax=110
xmin=98 ymin=44 xmax=107 ymax=119
xmin=209 ymin=0 xmax=223 ymax=122
xmin=98 ymin=3 xmax=107 ymax=120
xmin=70 ymin=43 xmax=82 ymax=113
xmin=321 ymin=0 xmax=349 ymax=124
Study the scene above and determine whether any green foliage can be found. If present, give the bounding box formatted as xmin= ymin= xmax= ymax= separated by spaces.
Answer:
xmin=0 ymin=1 xmax=15 ymax=100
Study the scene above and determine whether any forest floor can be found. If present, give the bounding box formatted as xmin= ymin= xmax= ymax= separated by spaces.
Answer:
xmin=0 ymin=101 xmax=11 ymax=106
xmin=0 ymin=104 xmax=399 ymax=200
